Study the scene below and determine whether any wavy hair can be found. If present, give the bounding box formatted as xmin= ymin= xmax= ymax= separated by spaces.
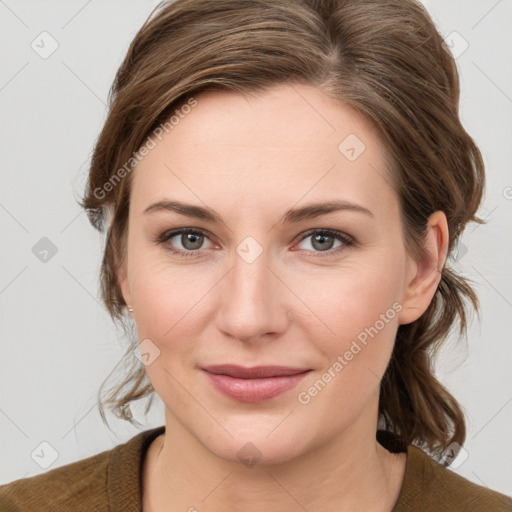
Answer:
xmin=79 ymin=0 xmax=485 ymax=461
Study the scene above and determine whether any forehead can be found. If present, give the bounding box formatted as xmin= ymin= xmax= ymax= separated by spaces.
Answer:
xmin=130 ymin=83 xmax=397 ymax=221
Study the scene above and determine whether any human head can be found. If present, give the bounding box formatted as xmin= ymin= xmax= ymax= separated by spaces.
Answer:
xmin=80 ymin=0 xmax=484 ymax=460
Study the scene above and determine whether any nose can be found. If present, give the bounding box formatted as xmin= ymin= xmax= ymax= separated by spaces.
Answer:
xmin=215 ymin=245 xmax=289 ymax=344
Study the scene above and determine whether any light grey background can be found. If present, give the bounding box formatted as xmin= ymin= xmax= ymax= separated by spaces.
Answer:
xmin=1 ymin=0 xmax=511 ymax=496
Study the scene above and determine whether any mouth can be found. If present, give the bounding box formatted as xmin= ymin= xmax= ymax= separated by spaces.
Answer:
xmin=201 ymin=365 xmax=312 ymax=402
xmin=201 ymin=364 xmax=311 ymax=378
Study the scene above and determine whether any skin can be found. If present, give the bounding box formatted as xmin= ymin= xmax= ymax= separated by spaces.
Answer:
xmin=117 ymin=83 xmax=448 ymax=511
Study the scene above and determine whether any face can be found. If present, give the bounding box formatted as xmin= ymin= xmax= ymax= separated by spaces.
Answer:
xmin=118 ymin=83 xmax=441 ymax=465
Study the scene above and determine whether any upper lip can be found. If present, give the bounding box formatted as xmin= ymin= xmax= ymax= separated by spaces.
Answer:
xmin=201 ymin=365 xmax=311 ymax=379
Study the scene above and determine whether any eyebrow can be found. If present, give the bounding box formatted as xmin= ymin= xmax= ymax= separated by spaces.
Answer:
xmin=143 ymin=199 xmax=374 ymax=223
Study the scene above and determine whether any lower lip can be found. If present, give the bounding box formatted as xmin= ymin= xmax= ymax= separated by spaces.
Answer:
xmin=202 ymin=370 xmax=311 ymax=403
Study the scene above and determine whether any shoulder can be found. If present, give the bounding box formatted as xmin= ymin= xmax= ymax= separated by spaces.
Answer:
xmin=394 ymin=444 xmax=512 ymax=512
xmin=0 ymin=447 xmax=111 ymax=512
xmin=0 ymin=426 xmax=165 ymax=512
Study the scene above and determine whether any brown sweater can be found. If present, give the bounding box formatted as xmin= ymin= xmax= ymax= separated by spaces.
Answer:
xmin=1 ymin=425 xmax=511 ymax=511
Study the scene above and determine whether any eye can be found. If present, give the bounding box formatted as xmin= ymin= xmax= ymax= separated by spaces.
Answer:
xmin=293 ymin=229 xmax=355 ymax=256
xmin=155 ymin=227 xmax=355 ymax=258
xmin=155 ymin=228 xmax=215 ymax=257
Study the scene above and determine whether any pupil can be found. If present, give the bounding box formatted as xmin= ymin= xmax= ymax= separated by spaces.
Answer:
xmin=314 ymin=234 xmax=333 ymax=251
xmin=184 ymin=233 xmax=202 ymax=249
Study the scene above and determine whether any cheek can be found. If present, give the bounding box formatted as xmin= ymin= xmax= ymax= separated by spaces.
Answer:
xmin=127 ymin=231 xmax=212 ymax=331
xmin=293 ymin=251 xmax=404 ymax=345
xmin=296 ymin=256 xmax=404 ymax=401
xmin=129 ymin=265 xmax=211 ymax=411
xmin=131 ymin=266 xmax=211 ymax=346
xmin=293 ymin=287 xmax=401 ymax=434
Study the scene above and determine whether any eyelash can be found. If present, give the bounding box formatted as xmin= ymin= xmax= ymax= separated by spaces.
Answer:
xmin=154 ymin=227 xmax=356 ymax=258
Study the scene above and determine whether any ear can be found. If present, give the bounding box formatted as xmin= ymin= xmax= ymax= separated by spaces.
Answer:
xmin=397 ymin=210 xmax=449 ymax=326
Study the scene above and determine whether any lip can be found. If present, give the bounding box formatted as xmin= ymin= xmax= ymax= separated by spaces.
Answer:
xmin=201 ymin=365 xmax=312 ymax=403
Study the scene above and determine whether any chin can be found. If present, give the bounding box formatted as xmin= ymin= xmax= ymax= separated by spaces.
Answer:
xmin=211 ymin=438 xmax=303 ymax=468
xmin=196 ymin=419 xmax=315 ymax=468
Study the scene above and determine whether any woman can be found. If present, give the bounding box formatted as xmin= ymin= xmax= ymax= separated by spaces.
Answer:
xmin=1 ymin=0 xmax=511 ymax=510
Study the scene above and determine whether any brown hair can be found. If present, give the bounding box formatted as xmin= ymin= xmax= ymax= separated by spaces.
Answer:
xmin=79 ymin=0 xmax=485 ymax=461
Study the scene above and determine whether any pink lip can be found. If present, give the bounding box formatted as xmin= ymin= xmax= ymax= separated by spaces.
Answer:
xmin=201 ymin=365 xmax=311 ymax=403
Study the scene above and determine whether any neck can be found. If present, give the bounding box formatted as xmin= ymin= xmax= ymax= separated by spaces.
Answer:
xmin=143 ymin=404 xmax=406 ymax=512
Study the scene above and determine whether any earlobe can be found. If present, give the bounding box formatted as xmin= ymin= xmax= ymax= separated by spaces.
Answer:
xmin=397 ymin=211 xmax=449 ymax=326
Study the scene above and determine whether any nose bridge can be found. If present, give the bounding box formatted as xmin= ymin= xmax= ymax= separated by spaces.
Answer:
xmin=215 ymin=235 xmax=287 ymax=342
